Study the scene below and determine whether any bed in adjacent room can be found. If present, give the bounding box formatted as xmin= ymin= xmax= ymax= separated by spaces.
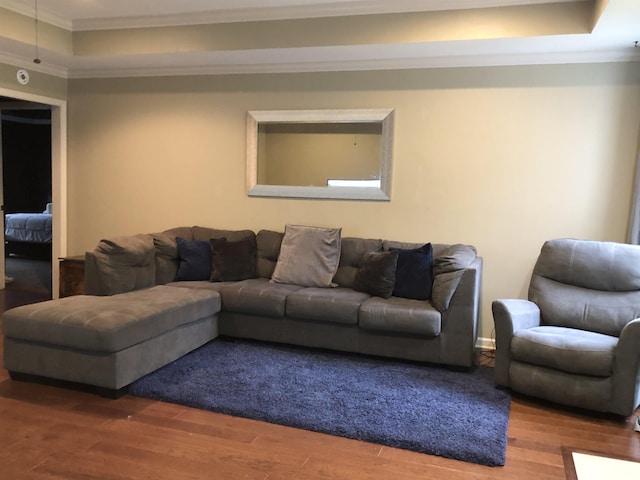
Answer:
xmin=4 ymin=203 xmax=52 ymax=257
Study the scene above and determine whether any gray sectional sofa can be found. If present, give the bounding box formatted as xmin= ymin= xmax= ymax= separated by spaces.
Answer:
xmin=2 ymin=225 xmax=482 ymax=396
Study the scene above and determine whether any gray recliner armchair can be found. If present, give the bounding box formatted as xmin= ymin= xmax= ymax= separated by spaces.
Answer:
xmin=493 ymin=238 xmax=640 ymax=417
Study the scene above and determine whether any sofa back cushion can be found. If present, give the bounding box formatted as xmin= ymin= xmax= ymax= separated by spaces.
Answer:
xmin=333 ymin=237 xmax=383 ymax=288
xmin=84 ymin=234 xmax=156 ymax=296
xmin=383 ymin=241 xmax=457 ymax=258
xmin=191 ymin=226 xmax=255 ymax=244
xmin=152 ymin=226 xmax=256 ymax=284
xmin=256 ymin=230 xmax=284 ymax=278
xmin=151 ymin=226 xmax=193 ymax=284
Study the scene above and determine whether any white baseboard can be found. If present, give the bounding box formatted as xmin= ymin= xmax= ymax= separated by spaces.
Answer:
xmin=476 ymin=337 xmax=495 ymax=351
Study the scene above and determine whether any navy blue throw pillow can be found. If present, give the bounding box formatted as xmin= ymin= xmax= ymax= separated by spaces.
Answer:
xmin=174 ymin=236 xmax=212 ymax=281
xmin=392 ymin=243 xmax=433 ymax=300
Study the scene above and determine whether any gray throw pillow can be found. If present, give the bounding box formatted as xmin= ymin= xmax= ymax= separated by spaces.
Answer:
xmin=271 ymin=224 xmax=342 ymax=287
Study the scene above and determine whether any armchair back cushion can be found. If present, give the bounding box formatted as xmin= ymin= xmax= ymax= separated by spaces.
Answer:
xmin=529 ymin=239 xmax=640 ymax=337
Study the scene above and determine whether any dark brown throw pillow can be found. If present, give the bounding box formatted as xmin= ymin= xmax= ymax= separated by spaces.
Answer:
xmin=353 ymin=250 xmax=399 ymax=299
xmin=210 ymin=236 xmax=257 ymax=282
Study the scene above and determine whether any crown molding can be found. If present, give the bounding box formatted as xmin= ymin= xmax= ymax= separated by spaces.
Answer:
xmin=63 ymin=48 xmax=639 ymax=80
xmin=0 ymin=51 xmax=68 ymax=78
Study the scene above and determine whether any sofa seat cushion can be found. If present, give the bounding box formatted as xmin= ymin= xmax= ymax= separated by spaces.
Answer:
xmin=286 ymin=287 xmax=370 ymax=325
xmin=166 ymin=280 xmax=235 ymax=293
xmin=1 ymin=285 xmax=221 ymax=353
xmin=359 ymin=297 xmax=441 ymax=336
xmin=511 ymin=326 xmax=617 ymax=377
xmin=219 ymin=278 xmax=303 ymax=318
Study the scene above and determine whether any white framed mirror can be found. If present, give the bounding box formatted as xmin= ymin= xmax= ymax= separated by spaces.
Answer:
xmin=247 ymin=108 xmax=394 ymax=201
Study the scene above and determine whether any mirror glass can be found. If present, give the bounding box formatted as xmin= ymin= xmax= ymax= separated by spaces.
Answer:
xmin=247 ymin=109 xmax=394 ymax=200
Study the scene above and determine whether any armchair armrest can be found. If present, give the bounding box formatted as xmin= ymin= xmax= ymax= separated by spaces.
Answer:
xmin=492 ymin=299 xmax=541 ymax=386
xmin=611 ymin=318 xmax=640 ymax=416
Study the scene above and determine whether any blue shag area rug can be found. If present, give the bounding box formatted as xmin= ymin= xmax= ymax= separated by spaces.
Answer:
xmin=129 ymin=338 xmax=510 ymax=466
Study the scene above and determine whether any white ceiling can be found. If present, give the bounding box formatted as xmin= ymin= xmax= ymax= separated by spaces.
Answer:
xmin=0 ymin=0 xmax=598 ymax=28
xmin=0 ymin=0 xmax=638 ymax=78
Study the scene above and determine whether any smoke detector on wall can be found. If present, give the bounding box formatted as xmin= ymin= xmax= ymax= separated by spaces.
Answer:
xmin=16 ymin=69 xmax=30 ymax=85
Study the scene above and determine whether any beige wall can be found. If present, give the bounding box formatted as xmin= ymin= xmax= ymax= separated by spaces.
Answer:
xmin=67 ymin=62 xmax=640 ymax=341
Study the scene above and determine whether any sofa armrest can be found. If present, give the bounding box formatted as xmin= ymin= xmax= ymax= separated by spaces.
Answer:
xmin=437 ymin=256 xmax=482 ymax=367
xmin=492 ymin=299 xmax=541 ymax=386
xmin=611 ymin=318 xmax=640 ymax=416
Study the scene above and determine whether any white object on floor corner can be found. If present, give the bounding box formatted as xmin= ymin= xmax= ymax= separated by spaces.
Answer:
xmin=635 ymin=416 xmax=640 ymax=433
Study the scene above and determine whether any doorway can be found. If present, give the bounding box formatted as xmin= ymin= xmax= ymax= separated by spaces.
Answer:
xmin=1 ymin=102 xmax=53 ymax=298
xmin=0 ymin=87 xmax=67 ymax=299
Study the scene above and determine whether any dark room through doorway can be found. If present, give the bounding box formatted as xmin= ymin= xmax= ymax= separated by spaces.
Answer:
xmin=0 ymin=96 xmax=53 ymax=299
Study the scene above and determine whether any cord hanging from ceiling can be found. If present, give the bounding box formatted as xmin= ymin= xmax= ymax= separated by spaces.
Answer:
xmin=33 ymin=0 xmax=41 ymax=64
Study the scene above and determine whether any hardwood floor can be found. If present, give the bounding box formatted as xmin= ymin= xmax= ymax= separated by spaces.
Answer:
xmin=0 ymin=289 xmax=638 ymax=480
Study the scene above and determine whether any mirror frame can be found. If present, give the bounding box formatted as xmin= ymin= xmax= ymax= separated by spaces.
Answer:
xmin=247 ymin=108 xmax=394 ymax=201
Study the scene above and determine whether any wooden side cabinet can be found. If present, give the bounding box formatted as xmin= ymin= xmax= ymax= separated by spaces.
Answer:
xmin=59 ymin=255 xmax=85 ymax=297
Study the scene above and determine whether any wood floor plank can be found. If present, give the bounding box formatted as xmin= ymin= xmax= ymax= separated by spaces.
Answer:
xmin=83 ymin=440 xmax=271 ymax=480
xmin=98 ymin=415 xmax=310 ymax=470
xmin=250 ymin=425 xmax=384 ymax=457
